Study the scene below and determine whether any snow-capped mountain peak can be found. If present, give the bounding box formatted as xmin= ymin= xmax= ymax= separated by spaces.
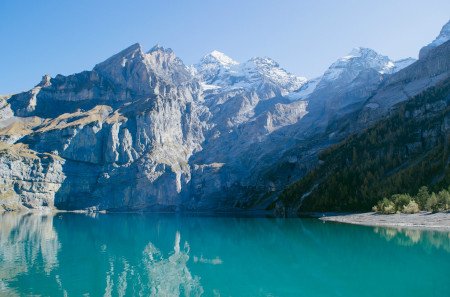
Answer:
xmin=318 ymin=47 xmax=388 ymax=83
xmin=248 ymin=56 xmax=279 ymax=67
xmin=320 ymin=47 xmax=412 ymax=84
xmin=287 ymin=50 xmax=415 ymax=101
xmin=200 ymin=50 xmax=239 ymax=67
xmin=208 ymin=50 xmax=239 ymax=66
xmin=194 ymin=52 xmax=306 ymax=95
xmin=342 ymin=47 xmax=379 ymax=60
xmin=344 ymin=48 xmax=415 ymax=73
xmin=240 ymin=57 xmax=307 ymax=94
xmin=194 ymin=51 xmax=239 ymax=86
xmin=343 ymin=47 xmax=390 ymax=67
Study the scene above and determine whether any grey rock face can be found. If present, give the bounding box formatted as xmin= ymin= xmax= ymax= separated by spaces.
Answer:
xmin=0 ymin=95 xmax=14 ymax=123
xmin=20 ymin=86 xmax=206 ymax=210
xmin=0 ymin=143 xmax=65 ymax=211
xmin=2 ymin=44 xmax=209 ymax=211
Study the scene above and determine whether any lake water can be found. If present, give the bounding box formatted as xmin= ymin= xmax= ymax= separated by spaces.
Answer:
xmin=1 ymin=212 xmax=449 ymax=297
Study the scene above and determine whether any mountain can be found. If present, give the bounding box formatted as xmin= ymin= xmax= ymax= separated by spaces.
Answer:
xmin=358 ymin=28 xmax=450 ymax=127
xmin=186 ymin=46 xmax=416 ymax=208
xmin=194 ymin=50 xmax=240 ymax=86
xmin=277 ymin=77 xmax=450 ymax=213
xmin=274 ymin=38 xmax=450 ymax=214
xmin=1 ymin=20 xmax=449 ymax=213
xmin=1 ymin=44 xmax=207 ymax=211
xmin=194 ymin=50 xmax=307 ymax=98
xmin=288 ymin=48 xmax=415 ymax=105
xmin=214 ymin=48 xmax=420 ymax=209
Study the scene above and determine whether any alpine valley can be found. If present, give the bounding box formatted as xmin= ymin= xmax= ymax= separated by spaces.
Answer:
xmin=1 ymin=20 xmax=450 ymax=215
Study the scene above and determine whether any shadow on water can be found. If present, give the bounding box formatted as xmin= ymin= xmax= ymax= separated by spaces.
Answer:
xmin=1 ymin=212 xmax=450 ymax=296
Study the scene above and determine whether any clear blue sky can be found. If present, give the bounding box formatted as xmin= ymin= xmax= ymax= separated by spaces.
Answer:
xmin=1 ymin=0 xmax=449 ymax=94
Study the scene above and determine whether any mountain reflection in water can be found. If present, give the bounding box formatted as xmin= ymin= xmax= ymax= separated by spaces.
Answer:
xmin=0 ymin=212 xmax=449 ymax=297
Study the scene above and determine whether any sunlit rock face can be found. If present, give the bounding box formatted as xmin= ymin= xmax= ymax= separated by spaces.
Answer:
xmin=0 ymin=143 xmax=65 ymax=211
xmin=1 ymin=20 xmax=449 ymax=211
xmin=2 ymin=45 xmax=209 ymax=211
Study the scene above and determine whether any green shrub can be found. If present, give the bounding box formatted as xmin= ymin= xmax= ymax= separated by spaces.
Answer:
xmin=436 ymin=190 xmax=450 ymax=211
xmin=392 ymin=194 xmax=412 ymax=211
xmin=402 ymin=200 xmax=420 ymax=214
xmin=426 ymin=193 xmax=439 ymax=212
xmin=374 ymin=198 xmax=396 ymax=214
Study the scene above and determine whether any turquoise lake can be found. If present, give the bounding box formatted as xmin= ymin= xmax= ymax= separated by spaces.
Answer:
xmin=0 ymin=212 xmax=449 ymax=297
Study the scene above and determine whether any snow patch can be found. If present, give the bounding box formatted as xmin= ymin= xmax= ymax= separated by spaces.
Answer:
xmin=208 ymin=50 xmax=239 ymax=66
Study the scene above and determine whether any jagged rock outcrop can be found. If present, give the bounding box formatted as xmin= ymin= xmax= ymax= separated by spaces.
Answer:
xmin=2 ymin=44 xmax=208 ymax=211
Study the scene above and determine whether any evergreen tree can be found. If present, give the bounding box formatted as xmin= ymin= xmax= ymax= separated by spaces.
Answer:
xmin=415 ymin=186 xmax=430 ymax=210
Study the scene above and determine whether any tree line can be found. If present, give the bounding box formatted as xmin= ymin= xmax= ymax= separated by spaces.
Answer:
xmin=373 ymin=186 xmax=450 ymax=214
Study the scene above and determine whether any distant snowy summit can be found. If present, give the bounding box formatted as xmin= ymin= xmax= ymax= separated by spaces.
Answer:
xmin=288 ymin=47 xmax=415 ymax=101
xmin=91 ymin=42 xmax=416 ymax=104
xmin=194 ymin=50 xmax=307 ymax=96
xmin=191 ymin=45 xmax=416 ymax=102
xmin=320 ymin=47 xmax=412 ymax=82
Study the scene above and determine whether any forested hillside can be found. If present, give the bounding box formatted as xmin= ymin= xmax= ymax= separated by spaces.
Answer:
xmin=277 ymin=78 xmax=450 ymax=212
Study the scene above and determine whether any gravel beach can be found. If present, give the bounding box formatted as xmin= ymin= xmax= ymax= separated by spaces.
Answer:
xmin=320 ymin=212 xmax=450 ymax=230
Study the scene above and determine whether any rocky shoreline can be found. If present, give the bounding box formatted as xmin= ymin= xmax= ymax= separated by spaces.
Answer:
xmin=320 ymin=211 xmax=450 ymax=230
